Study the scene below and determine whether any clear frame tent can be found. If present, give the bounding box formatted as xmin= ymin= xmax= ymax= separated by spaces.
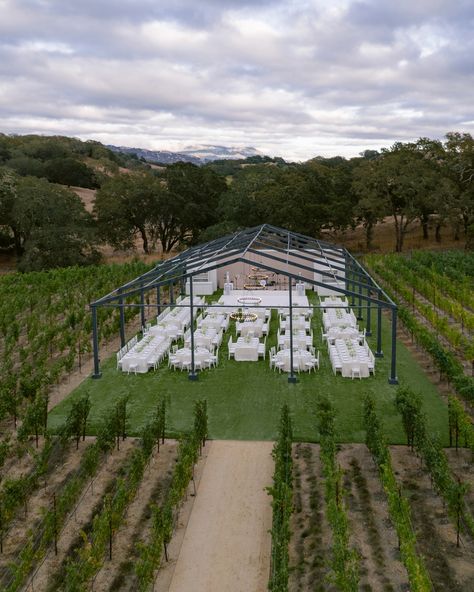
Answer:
xmin=90 ymin=224 xmax=398 ymax=384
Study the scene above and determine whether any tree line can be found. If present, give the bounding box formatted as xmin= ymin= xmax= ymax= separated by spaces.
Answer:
xmin=1 ymin=132 xmax=473 ymax=271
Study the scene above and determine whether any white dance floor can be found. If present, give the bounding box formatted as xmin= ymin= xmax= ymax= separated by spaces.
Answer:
xmin=214 ymin=290 xmax=309 ymax=311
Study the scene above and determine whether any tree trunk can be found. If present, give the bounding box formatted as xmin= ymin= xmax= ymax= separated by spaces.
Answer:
xmin=138 ymin=226 xmax=149 ymax=254
xmin=422 ymin=220 xmax=429 ymax=240
xmin=435 ymin=223 xmax=442 ymax=243
xmin=365 ymin=221 xmax=373 ymax=250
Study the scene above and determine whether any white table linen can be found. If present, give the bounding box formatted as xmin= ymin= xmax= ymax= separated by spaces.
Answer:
xmin=323 ymin=309 xmax=357 ymax=330
xmin=280 ymin=317 xmax=310 ymax=331
xmin=332 ymin=338 xmax=370 ymax=378
xmin=121 ymin=334 xmax=168 ymax=373
xmin=275 ymin=349 xmax=313 ymax=372
xmin=321 ymin=296 xmax=349 ymax=308
xmin=200 ymin=313 xmax=229 ymax=332
xmin=234 ymin=337 xmax=259 ymax=361
xmin=236 ymin=319 xmax=267 ymax=338
xmin=278 ymin=333 xmax=312 ymax=350
xmin=327 ymin=326 xmax=360 ymax=342
xmin=173 ymin=347 xmax=211 ymax=370
xmin=184 ymin=327 xmax=218 ymax=350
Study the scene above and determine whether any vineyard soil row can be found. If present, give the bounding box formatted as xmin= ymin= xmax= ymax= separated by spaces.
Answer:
xmin=35 ymin=438 xmax=138 ymax=592
xmin=289 ymin=443 xmax=474 ymax=591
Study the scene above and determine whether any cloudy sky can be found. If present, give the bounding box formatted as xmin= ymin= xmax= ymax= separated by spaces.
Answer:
xmin=1 ymin=0 xmax=473 ymax=160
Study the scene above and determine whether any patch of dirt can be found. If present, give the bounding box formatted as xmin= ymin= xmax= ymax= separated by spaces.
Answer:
xmin=0 ymin=438 xmax=39 ymax=484
xmin=289 ymin=442 xmax=335 ymax=592
xmin=390 ymin=445 xmax=474 ymax=591
xmin=339 ymin=444 xmax=409 ymax=592
xmin=70 ymin=186 xmax=96 ymax=213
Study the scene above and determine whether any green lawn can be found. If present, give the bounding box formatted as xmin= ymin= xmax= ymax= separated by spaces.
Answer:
xmin=48 ymin=292 xmax=448 ymax=444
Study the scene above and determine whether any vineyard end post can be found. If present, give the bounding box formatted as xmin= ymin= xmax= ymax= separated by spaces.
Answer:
xmin=388 ymin=306 xmax=398 ymax=384
xmin=91 ymin=305 xmax=102 ymax=379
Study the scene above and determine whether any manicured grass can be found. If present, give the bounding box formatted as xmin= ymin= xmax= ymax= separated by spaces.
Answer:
xmin=48 ymin=292 xmax=448 ymax=444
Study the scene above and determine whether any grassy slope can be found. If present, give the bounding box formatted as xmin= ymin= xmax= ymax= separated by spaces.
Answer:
xmin=48 ymin=292 xmax=448 ymax=444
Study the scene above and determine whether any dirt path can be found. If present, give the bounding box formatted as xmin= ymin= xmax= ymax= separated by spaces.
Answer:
xmin=165 ymin=440 xmax=273 ymax=592
xmin=339 ymin=444 xmax=408 ymax=592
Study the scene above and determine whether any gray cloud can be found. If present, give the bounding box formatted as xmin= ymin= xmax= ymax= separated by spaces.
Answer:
xmin=0 ymin=0 xmax=473 ymax=159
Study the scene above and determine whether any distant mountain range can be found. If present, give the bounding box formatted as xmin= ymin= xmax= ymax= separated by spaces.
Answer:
xmin=107 ymin=144 xmax=263 ymax=164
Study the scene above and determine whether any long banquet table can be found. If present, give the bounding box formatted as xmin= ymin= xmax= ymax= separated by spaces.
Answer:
xmin=332 ymin=338 xmax=370 ymax=378
xmin=278 ymin=331 xmax=312 ymax=350
xmin=121 ymin=333 xmax=168 ymax=373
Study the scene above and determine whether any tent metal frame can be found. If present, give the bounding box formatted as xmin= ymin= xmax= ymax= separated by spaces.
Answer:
xmin=90 ymin=224 xmax=398 ymax=384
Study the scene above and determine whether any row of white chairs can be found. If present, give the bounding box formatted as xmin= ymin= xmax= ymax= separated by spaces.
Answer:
xmin=268 ymin=346 xmax=320 ymax=373
xmin=116 ymin=335 xmax=138 ymax=366
xmin=168 ymin=348 xmax=219 ymax=372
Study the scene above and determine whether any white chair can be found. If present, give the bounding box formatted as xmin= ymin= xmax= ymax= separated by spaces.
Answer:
xmin=274 ymin=360 xmax=285 ymax=373
xmin=351 ymin=364 xmax=361 ymax=380
xmin=147 ymin=357 xmax=158 ymax=371
xmin=116 ymin=352 xmax=122 ymax=370
xmin=228 ymin=336 xmax=236 ymax=359
xmin=210 ymin=349 xmax=219 ymax=369
xmin=368 ymin=359 xmax=375 ymax=375
xmin=168 ymin=355 xmax=179 ymax=370
xmin=128 ymin=362 xmax=138 ymax=375
xmin=258 ymin=342 xmax=266 ymax=359
xmin=180 ymin=359 xmax=191 ymax=372
xmin=269 ymin=347 xmax=276 ymax=369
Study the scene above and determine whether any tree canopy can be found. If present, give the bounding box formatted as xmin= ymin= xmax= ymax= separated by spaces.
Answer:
xmin=0 ymin=170 xmax=99 ymax=271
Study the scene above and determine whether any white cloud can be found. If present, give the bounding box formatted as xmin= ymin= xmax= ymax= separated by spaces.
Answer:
xmin=0 ymin=0 xmax=473 ymax=159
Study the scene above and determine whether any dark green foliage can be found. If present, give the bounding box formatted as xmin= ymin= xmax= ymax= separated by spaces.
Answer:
xmin=367 ymin=254 xmax=474 ymax=403
xmin=268 ymin=404 xmax=293 ymax=592
xmin=316 ymin=398 xmax=359 ymax=591
xmin=394 ymin=386 xmax=424 ymax=450
xmin=363 ymin=395 xmax=432 ymax=591
xmin=17 ymin=394 xmax=48 ymax=447
xmin=44 ymin=157 xmax=98 ymax=188
xmin=64 ymin=393 xmax=91 ymax=449
xmin=0 ymin=170 xmax=99 ymax=271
